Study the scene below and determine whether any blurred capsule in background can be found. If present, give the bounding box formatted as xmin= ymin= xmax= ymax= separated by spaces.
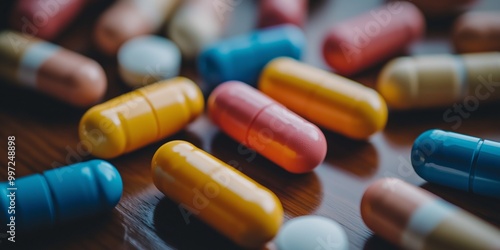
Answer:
xmin=79 ymin=77 xmax=204 ymax=159
xmin=208 ymin=81 xmax=326 ymax=174
xmin=168 ymin=0 xmax=224 ymax=59
xmin=9 ymin=0 xmax=89 ymax=40
xmin=412 ymin=129 xmax=500 ymax=199
xmin=0 ymin=160 xmax=122 ymax=232
xmin=258 ymin=0 xmax=308 ymax=28
xmin=198 ymin=24 xmax=305 ymax=89
xmin=453 ymin=11 xmax=500 ymax=53
xmin=377 ymin=52 xmax=500 ymax=110
xmin=0 ymin=30 xmax=106 ymax=107
xmin=118 ymin=35 xmax=180 ymax=88
xmin=397 ymin=0 xmax=478 ymax=20
xmin=322 ymin=2 xmax=424 ymax=76
xmin=361 ymin=178 xmax=500 ymax=249
xmin=94 ymin=0 xmax=179 ymax=55
xmin=152 ymin=140 xmax=283 ymax=249
xmin=260 ymin=57 xmax=387 ymax=139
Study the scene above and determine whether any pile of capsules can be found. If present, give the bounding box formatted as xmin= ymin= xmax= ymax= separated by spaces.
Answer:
xmin=1 ymin=0 xmax=500 ymax=249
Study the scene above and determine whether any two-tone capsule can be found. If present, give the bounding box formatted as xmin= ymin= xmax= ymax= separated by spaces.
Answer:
xmin=0 ymin=160 xmax=122 ymax=232
xmin=258 ymin=0 xmax=308 ymax=28
xmin=377 ymin=52 xmax=500 ymax=110
xmin=198 ymin=24 xmax=305 ymax=88
xmin=0 ymin=31 xmax=106 ymax=107
xmin=208 ymin=81 xmax=326 ymax=173
xmin=412 ymin=129 xmax=500 ymax=199
xmin=453 ymin=11 xmax=500 ymax=53
xmin=259 ymin=57 xmax=387 ymax=139
xmin=361 ymin=178 xmax=500 ymax=249
xmin=152 ymin=140 xmax=283 ymax=249
xmin=79 ymin=77 xmax=204 ymax=159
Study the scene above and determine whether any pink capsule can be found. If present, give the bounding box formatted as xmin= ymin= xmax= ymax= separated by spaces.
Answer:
xmin=258 ymin=0 xmax=308 ymax=28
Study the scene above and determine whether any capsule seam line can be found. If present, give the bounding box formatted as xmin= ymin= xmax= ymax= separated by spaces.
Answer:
xmin=137 ymin=90 xmax=162 ymax=141
xmin=469 ymin=139 xmax=484 ymax=193
xmin=245 ymin=103 xmax=276 ymax=146
xmin=41 ymin=173 xmax=59 ymax=226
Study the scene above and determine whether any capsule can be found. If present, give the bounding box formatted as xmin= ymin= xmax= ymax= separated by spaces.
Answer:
xmin=377 ymin=52 xmax=500 ymax=110
xmin=258 ymin=0 xmax=308 ymax=28
xmin=361 ymin=178 xmax=500 ymax=249
xmin=407 ymin=0 xmax=477 ymax=19
xmin=198 ymin=24 xmax=305 ymax=89
xmin=208 ymin=81 xmax=326 ymax=173
xmin=167 ymin=0 xmax=223 ymax=59
xmin=412 ymin=129 xmax=500 ymax=199
xmin=0 ymin=160 xmax=122 ymax=232
xmin=259 ymin=57 xmax=387 ymax=139
xmin=453 ymin=11 xmax=500 ymax=53
xmin=322 ymin=2 xmax=424 ymax=76
xmin=79 ymin=77 xmax=204 ymax=159
xmin=152 ymin=140 xmax=283 ymax=249
xmin=94 ymin=0 xmax=179 ymax=55
xmin=0 ymin=31 xmax=106 ymax=107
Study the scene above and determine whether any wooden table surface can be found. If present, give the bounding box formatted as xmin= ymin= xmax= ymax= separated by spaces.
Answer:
xmin=1 ymin=0 xmax=500 ymax=249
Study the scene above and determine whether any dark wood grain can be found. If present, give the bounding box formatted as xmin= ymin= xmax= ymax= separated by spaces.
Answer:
xmin=1 ymin=0 xmax=500 ymax=249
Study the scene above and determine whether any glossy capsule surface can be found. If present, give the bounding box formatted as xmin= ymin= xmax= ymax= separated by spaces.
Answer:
xmin=208 ymin=81 xmax=327 ymax=173
xmin=198 ymin=24 xmax=305 ymax=88
xmin=361 ymin=178 xmax=500 ymax=250
xmin=412 ymin=129 xmax=500 ymax=199
xmin=259 ymin=57 xmax=387 ymax=139
xmin=378 ymin=52 xmax=500 ymax=110
xmin=79 ymin=77 xmax=204 ymax=159
xmin=0 ymin=160 xmax=122 ymax=232
xmin=0 ymin=30 xmax=106 ymax=107
xmin=322 ymin=2 xmax=424 ymax=75
xmin=152 ymin=140 xmax=283 ymax=249
xmin=453 ymin=11 xmax=500 ymax=53
xmin=258 ymin=0 xmax=308 ymax=28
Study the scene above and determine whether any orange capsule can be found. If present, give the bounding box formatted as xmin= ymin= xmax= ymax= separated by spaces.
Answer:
xmin=453 ymin=11 xmax=500 ymax=53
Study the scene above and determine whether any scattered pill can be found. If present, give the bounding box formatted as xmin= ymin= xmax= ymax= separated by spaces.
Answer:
xmin=198 ymin=24 xmax=305 ymax=88
xmin=0 ymin=160 xmax=122 ymax=232
xmin=322 ymin=2 xmax=424 ymax=75
xmin=258 ymin=0 xmax=308 ymax=28
xmin=412 ymin=129 xmax=500 ymax=199
xmin=404 ymin=0 xmax=477 ymax=19
xmin=275 ymin=215 xmax=348 ymax=250
xmin=79 ymin=77 xmax=204 ymax=159
xmin=208 ymin=81 xmax=326 ymax=173
xmin=377 ymin=52 xmax=500 ymax=110
xmin=0 ymin=30 xmax=106 ymax=107
xmin=259 ymin=57 xmax=387 ymax=139
xmin=118 ymin=35 xmax=180 ymax=88
xmin=453 ymin=11 xmax=500 ymax=53
xmin=168 ymin=0 xmax=223 ymax=59
xmin=152 ymin=140 xmax=283 ymax=249
xmin=94 ymin=0 xmax=179 ymax=55
xmin=361 ymin=178 xmax=500 ymax=249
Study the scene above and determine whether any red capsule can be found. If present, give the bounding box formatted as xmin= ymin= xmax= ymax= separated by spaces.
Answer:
xmin=258 ymin=0 xmax=308 ymax=28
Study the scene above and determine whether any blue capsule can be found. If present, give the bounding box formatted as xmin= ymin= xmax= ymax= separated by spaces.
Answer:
xmin=198 ymin=24 xmax=305 ymax=89
xmin=412 ymin=129 xmax=500 ymax=199
xmin=0 ymin=160 xmax=123 ymax=232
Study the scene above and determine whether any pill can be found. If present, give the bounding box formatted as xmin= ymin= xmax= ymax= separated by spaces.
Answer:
xmin=152 ymin=140 xmax=283 ymax=249
xmin=453 ymin=11 xmax=500 ymax=53
xmin=118 ymin=35 xmax=180 ymax=88
xmin=208 ymin=81 xmax=326 ymax=174
xmin=0 ymin=30 xmax=106 ymax=107
xmin=94 ymin=0 xmax=179 ymax=55
xmin=404 ymin=0 xmax=477 ymax=19
xmin=259 ymin=57 xmax=387 ymax=139
xmin=79 ymin=77 xmax=203 ymax=159
xmin=258 ymin=0 xmax=308 ymax=28
xmin=361 ymin=178 xmax=500 ymax=249
xmin=275 ymin=216 xmax=348 ymax=250
xmin=167 ymin=0 xmax=223 ymax=59
xmin=198 ymin=24 xmax=305 ymax=89
xmin=322 ymin=2 xmax=424 ymax=76
xmin=0 ymin=160 xmax=122 ymax=232
xmin=9 ymin=0 xmax=88 ymax=40
xmin=377 ymin=52 xmax=500 ymax=110
xmin=412 ymin=129 xmax=500 ymax=199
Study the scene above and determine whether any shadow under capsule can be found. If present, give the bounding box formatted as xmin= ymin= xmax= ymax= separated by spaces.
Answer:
xmin=363 ymin=234 xmax=399 ymax=250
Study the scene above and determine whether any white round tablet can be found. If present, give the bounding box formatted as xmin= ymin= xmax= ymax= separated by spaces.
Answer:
xmin=118 ymin=35 xmax=181 ymax=88
xmin=275 ymin=216 xmax=348 ymax=250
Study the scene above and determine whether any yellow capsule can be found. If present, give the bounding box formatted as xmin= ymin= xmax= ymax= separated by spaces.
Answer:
xmin=152 ymin=140 xmax=283 ymax=249
xmin=79 ymin=77 xmax=203 ymax=159
xmin=259 ymin=57 xmax=388 ymax=139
